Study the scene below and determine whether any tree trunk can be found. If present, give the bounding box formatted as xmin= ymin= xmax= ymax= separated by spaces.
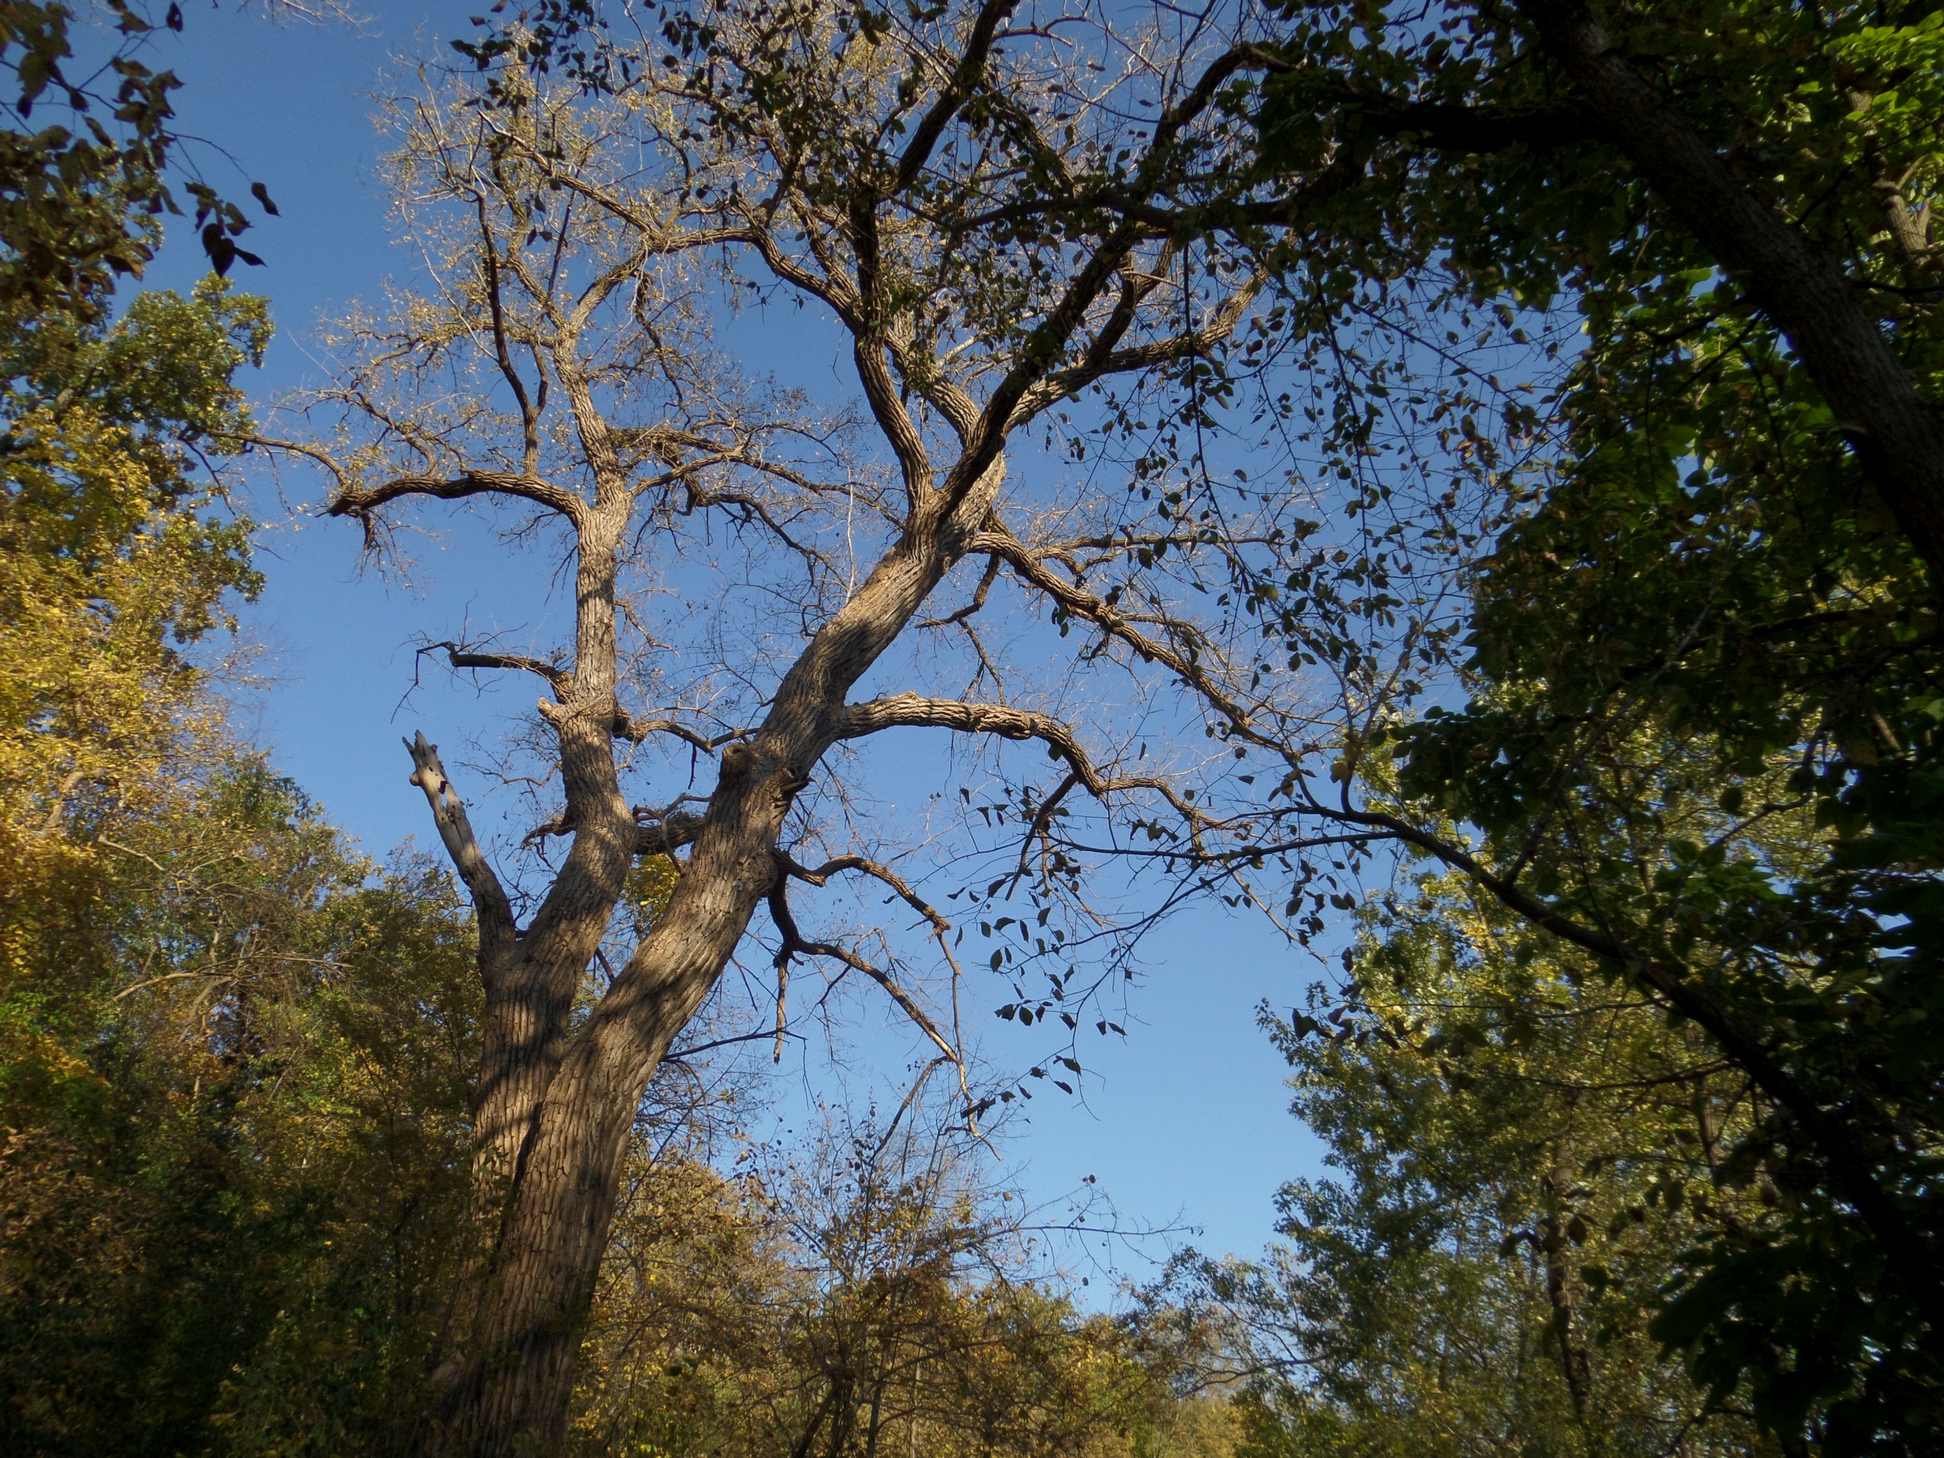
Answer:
xmin=421 ymin=510 xmax=996 ymax=1452
xmin=864 ymin=1374 xmax=886 ymax=1458
xmin=437 ymin=889 xmax=764 ymax=1456
xmin=1539 ymin=1162 xmax=1599 ymax=1456
xmin=437 ymin=1053 xmax=634 ymax=1456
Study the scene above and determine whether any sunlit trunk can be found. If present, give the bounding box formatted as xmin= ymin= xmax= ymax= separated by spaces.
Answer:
xmin=439 ymin=1046 xmax=633 ymax=1455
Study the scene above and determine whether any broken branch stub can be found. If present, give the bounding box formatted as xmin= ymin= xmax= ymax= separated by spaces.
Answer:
xmin=403 ymin=730 xmax=515 ymax=945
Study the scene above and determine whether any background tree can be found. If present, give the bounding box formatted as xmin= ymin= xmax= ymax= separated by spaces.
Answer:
xmin=570 ymin=1094 xmax=1219 ymax=1458
xmin=1165 ymin=863 xmax=1783 ymax=1458
xmin=0 ymin=765 xmax=481 ymax=1456
xmin=0 ymin=277 xmax=263 ymax=932
xmin=1 ymin=264 xmax=268 ymax=1147
xmin=2 ymin=15 xmax=477 ymax=1444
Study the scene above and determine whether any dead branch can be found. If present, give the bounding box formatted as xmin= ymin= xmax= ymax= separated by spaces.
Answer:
xmin=403 ymin=730 xmax=516 ymax=950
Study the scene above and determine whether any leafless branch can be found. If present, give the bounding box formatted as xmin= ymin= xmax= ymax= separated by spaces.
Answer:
xmin=402 ymin=730 xmax=516 ymax=951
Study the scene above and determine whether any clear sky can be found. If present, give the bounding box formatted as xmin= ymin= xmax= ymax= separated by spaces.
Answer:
xmin=126 ymin=2 xmax=1336 ymax=1291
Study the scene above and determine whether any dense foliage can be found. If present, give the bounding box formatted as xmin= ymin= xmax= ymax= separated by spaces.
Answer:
xmin=1171 ymin=866 xmax=1784 ymax=1457
xmin=1 ymin=278 xmax=264 ymax=962
xmin=1240 ymin=2 xmax=1944 ymax=1443
xmin=0 ymin=774 xmax=480 ymax=1456
xmin=4 ymin=0 xmax=1940 ymax=1452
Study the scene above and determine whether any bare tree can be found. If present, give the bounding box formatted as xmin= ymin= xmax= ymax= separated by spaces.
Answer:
xmin=259 ymin=3 xmax=1403 ymax=1450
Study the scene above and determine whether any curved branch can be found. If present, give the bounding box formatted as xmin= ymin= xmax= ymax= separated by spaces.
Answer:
xmin=916 ymin=553 xmax=1000 ymax=630
xmin=431 ymin=640 xmax=567 ymax=691
xmin=765 ymin=859 xmax=960 ymax=1067
xmin=778 ymin=852 xmax=973 ymax=1119
xmin=780 ymin=849 xmax=950 ymax=934
xmin=840 ymin=692 xmax=1211 ymax=827
xmin=327 ymin=469 xmax=585 ymax=525
xmin=611 ymin=714 xmax=750 ymax=755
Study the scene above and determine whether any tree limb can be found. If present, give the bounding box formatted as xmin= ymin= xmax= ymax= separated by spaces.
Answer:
xmin=1516 ymin=0 xmax=1944 ymax=597
xmin=765 ymin=860 xmax=960 ymax=1068
xmin=840 ymin=693 xmax=1213 ymax=829
xmin=780 ymin=849 xmax=950 ymax=935
xmin=471 ymin=187 xmax=542 ymax=473
xmin=403 ymin=730 xmax=516 ymax=952
xmin=430 ymin=640 xmax=567 ymax=691
xmin=328 ymin=469 xmax=585 ymax=527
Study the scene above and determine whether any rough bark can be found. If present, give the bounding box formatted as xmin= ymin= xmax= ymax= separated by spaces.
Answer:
xmin=437 ymin=460 xmax=1007 ymax=1449
xmin=418 ymin=105 xmax=1254 ymax=1450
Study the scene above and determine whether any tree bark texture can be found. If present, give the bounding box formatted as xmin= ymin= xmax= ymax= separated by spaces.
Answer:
xmin=432 ymin=489 xmax=1007 ymax=1455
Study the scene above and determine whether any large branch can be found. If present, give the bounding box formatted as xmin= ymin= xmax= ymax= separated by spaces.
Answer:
xmin=840 ymin=693 xmax=1212 ymax=828
xmin=403 ymin=730 xmax=516 ymax=952
xmin=847 ymin=193 xmax=935 ymax=508
xmin=948 ymin=82 xmax=1592 ymax=236
xmin=431 ymin=640 xmax=567 ymax=692
xmin=470 ymin=188 xmax=542 ymax=473
xmin=327 ymin=469 xmax=584 ymax=527
xmin=1518 ymin=0 xmax=1944 ymax=595
xmin=889 ymin=0 xmax=1021 ymax=195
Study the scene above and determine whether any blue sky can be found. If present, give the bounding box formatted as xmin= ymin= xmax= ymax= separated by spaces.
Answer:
xmin=126 ymin=2 xmax=1337 ymax=1288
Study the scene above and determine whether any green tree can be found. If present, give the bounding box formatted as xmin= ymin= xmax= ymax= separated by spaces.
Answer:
xmin=1237 ymin=879 xmax=1776 ymax=1457
xmin=0 ymin=762 xmax=481 ymax=1456
xmin=1091 ymin=2 xmax=1944 ymax=1441
xmin=0 ymin=276 xmax=265 ymax=994
xmin=0 ymin=8 xmax=533 ymax=1450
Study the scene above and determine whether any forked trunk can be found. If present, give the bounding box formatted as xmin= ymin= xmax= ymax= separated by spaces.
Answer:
xmin=432 ymin=749 xmax=805 ymax=1455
